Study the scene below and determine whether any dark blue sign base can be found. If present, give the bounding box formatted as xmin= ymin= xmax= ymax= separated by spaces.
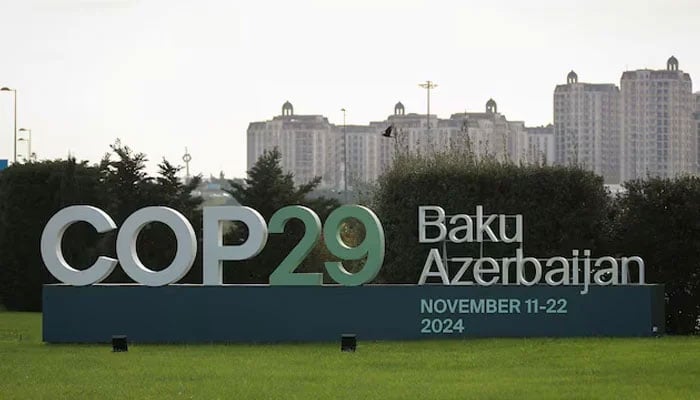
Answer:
xmin=43 ymin=284 xmax=665 ymax=343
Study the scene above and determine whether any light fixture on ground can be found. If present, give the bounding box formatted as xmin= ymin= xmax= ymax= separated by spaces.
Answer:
xmin=340 ymin=334 xmax=356 ymax=352
xmin=112 ymin=335 xmax=128 ymax=352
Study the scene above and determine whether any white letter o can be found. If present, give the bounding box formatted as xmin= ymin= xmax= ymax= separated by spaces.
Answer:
xmin=116 ymin=207 xmax=196 ymax=286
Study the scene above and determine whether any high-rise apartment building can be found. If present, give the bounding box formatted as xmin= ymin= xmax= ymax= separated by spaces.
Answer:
xmin=343 ymin=124 xmax=384 ymax=189
xmin=524 ymin=124 xmax=555 ymax=165
xmin=620 ymin=57 xmax=695 ymax=181
xmin=247 ymin=101 xmax=390 ymax=191
xmin=247 ymin=100 xmax=529 ymax=191
xmin=441 ymin=100 xmax=520 ymax=163
xmin=247 ymin=101 xmax=341 ymax=189
xmin=553 ymin=71 xmax=621 ymax=183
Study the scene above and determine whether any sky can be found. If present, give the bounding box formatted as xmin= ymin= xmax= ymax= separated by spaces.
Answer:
xmin=0 ymin=0 xmax=698 ymax=179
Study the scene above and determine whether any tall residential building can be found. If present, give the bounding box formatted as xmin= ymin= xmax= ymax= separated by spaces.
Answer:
xmin=620 ymin=57 xmax=695 ymax=181
xmin=343 ymin=124 xmax=383 ymax=188
xmin=554 ymin=71 xmax=621 ymax=183
xmin=247 ymin=100 xmax=530 ymax=191
xmin=247 ymin=101 xmax=341 ymax=190
xmin=369 ymin=100 xmax=519 ymax=176
xmin=524 ymin=124 xmax=555 ymax=165
xmin=444 ymin=99 xmax=524 ymax=163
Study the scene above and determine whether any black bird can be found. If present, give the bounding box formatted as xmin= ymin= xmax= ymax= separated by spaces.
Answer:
xmin=382 ymin=125 xmax=394 ymax=138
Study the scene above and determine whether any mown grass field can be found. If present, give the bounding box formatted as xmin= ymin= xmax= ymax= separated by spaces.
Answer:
xmin=1 ymin=312 xmax=699 ymax=399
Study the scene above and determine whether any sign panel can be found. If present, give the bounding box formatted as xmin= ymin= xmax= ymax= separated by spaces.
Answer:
xmin=43 ymin=285 xmax=665 ymax=343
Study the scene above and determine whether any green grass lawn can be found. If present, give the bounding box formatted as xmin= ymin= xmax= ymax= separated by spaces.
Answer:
xmin=1 ymin=312 xmax=699 ymax=399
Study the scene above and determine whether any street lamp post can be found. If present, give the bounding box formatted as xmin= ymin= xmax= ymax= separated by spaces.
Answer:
xmin=18 ymin=128 xmax=32 ymax=162
xmin=0 ymin=87 xmax=17 ymax=163
xmin=341 ymin=108 xmax=348 ymax=203
xmin=418 ymin=80 xmax=437 ymax=132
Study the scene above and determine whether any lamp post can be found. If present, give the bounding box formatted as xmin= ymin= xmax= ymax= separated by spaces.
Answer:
xmin=0 ymin=87 xmax=17 ymax=163
xmin=18 ymin=128 xmax=31 ymax=162
xmin=341 ymin=108 xmax=348 ymax=203
xmin=418 ymin=80 xmax=437 ymax=132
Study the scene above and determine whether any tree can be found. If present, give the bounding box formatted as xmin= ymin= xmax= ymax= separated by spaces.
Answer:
xmin=0 ymin=159 xmax=103 ymax=310
xmin=224 ymin=148 xmax=340 ymax=283
xmin=96 ymin=140 xmax=157 ymax=282
xmin=373 ymin=149 xmax=611 ymax=283
xmin=0 ymin=140 xmax=204 ymax=310
xmin=615 ymin=177 xmax=700 ymax=334
xmin=97 ymin=140 xmax=204 ymax=281
xmin=227 ymin=149 xmax=324 ymax=219
xmin=141 ymin=159 xmax=203 ymax=282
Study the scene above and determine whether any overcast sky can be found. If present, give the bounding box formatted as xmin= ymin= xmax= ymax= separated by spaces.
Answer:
xmin=0 ymin=0 xmax=698 ymax=178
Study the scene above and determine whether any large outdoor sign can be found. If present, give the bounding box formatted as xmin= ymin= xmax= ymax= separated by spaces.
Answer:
xmin=41 ymin=204 xmax=664 ymax=343
xmin=41 ymin=205 xmax=384 ymax=287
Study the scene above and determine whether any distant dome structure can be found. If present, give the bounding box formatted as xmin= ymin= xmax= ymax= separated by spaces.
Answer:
xmin=567 ymin=70 xmax=578 ymax=84
xmin=282 ymin=101 xmax=294 ymax=116
xmin=394 ymin=101 xmax=405 ymax=115
xmin=667 ymin=56 xmax=679 ymax=71
xmin=486 ymin=98 xmax=497 ymax=114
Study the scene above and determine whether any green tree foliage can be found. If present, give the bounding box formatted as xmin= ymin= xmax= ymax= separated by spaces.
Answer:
xmin=224 ymin=148 xmax=340 ymax=283
xmin=96 ymin=141 xmax=203 ymax=282
xmin=96 ymin=141 xmax=154 ymax=282
xmin=152 ymin=159 xmax=203 ymax=283
xmin=0 ymin=159 xmax=103 ymax=310
xmin=0 ymin=141 xmax=203 ymax=310
xmin=615 ymin=177 xmax=700 ymax=334
xmin=99 ymin=140 xmax=153 ymax=222
xmin=373 ymin=150 xmax=611 ymax=283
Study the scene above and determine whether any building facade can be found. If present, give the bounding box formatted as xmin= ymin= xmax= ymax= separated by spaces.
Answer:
xmin=523 ymin=124 xmax=555 ymax=165
xmin=444 ymin=99 xmax=525 ymax=163
xmin=620 ymin=57 xmax=695 ymax=181
xmin=247 ymin=100 xmax=529 ymax=191
xmin=247 ymin=101 xmax=341 ymax=189
xmin=248 ymin=57 xmax=696 ymax=190
xmin=554 ymin=71 xmax=621 ymax=183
